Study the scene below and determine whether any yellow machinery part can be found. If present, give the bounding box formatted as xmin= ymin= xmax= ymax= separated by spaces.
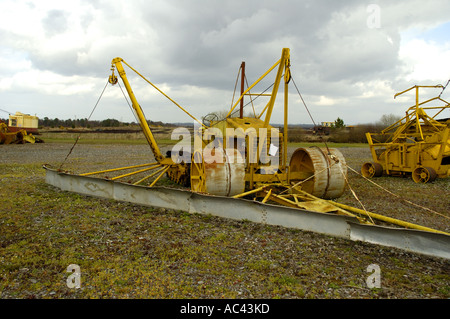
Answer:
xmin=364 ymin=85 xmax=450 ymax=183
xmin=412 ymin=166 xmax=437 ymax=183
xmin=0 ymin=123 xmax=39 ymax=144
xmin=361 ymin=162 xmax=383 ymax=178
xmin=107 ymin=49 xmax=350 ymax=200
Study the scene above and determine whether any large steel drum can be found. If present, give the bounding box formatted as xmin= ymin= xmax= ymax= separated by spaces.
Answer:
xmin=289 ymin=147 xmax=347 ymax=199
xmin=191 ymin=148 xmax=245 ymax=196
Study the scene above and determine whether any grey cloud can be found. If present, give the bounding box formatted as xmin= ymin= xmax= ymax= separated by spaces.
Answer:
xmin=42 ymin=10 xmax=69 ymax=37
xmin=3 ymin=0 xmax=450 ymax=123
xmin=134 ymin=1 xmax=361 ymax=88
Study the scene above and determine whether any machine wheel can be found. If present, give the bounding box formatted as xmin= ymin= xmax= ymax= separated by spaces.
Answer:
xmin=190 ymin=150 xmax=206 ymax=192
xmin=289 ymin=147 xmax=347 ymax=199
xmin=190 ymin=148 xmax=245 ymax=196
xmin=361 ymin=162 xmax=383 ymax=178
xmin=412 ymin=166 xmax=437 ymax=183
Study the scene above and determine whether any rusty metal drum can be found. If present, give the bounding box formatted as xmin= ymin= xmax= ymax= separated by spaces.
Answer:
xmin=191 ymin=148 xmax=245 ymax=196
xmin=289 ymin=147 xmax=347 ymax=199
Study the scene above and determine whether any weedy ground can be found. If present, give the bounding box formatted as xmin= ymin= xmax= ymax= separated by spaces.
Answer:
xmin=0 ymin=142 xmax=449 ymax=299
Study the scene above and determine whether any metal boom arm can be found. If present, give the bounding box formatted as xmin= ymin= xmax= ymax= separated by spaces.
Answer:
xmin=109 ymin=57 xmax=166 ymax=163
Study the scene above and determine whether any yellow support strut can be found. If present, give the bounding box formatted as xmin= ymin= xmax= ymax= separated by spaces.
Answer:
xmin=330 ymin=201 xmax=450 ymax=236
xmin=110 ymin=58 xmax=166 ymax=162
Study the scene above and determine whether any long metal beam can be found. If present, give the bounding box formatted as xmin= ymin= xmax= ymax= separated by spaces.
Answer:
xmin=44 ymin=166 xmax=450 ymax=260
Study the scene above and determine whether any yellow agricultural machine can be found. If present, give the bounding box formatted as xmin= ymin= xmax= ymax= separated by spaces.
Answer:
xmin=101 ymin=48 xmax=348 ymax=202
xmin=362 ymin=85 xmax=450 ymax=183
xmin=0 ymin=121 xmax=42 ymax=144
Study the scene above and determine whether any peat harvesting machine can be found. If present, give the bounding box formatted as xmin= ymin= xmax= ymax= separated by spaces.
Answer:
xmin=103 ymin=48 xmax=349 ymax=205
xmin=362 ymin=85 xmax=450 ymax=183
xmin=43 ymin=48 xmax=450 ymax=259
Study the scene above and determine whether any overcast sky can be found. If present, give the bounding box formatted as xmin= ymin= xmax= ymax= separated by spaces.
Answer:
xmin=1 ymin=0 xmax=450 ymax=125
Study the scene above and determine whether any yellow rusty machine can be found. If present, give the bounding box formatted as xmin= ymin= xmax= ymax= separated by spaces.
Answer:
xmin=0 ymin=121 xmax=42 ymax=144
xmin=46 ymin=48 xmax=450 ymax=254
xmin=98 ymin=48 xmax=348 ymax=203
xmin=362 ymin=85 xmax=450 ymax=183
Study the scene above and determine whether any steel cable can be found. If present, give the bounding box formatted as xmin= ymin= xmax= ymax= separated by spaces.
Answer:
xmin=58 ymin=79 xmax=110 ymax=170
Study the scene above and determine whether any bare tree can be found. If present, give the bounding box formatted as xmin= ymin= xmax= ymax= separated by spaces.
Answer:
xmin=378 ymin=113 xmax=401 ymax=127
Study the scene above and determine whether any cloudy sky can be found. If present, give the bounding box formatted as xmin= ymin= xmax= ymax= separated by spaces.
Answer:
xmin=1 ymin=0 xmax=450 ymax=125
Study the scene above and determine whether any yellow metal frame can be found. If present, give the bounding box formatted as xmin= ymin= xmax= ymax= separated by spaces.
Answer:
xmin=364 ymin=85 xmax=450 ymax=181
xmin=213 ymin=48 xmax=292 ymax=189
xmin=106 ymin=58 xmax=199 ymax=186
xmin=61 ymin=50 xmax=450 ymax=235
xmin=83 ymin=49 xmax=343 ymax=198
xmin=109 ymin=58 xmax=166 ymax=163
xmin=92 ymin=49 xmax=295 ymax=192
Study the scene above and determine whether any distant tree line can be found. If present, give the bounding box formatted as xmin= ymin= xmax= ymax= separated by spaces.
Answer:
xmin=288 ymin=113 xmax=403 ymax=144
xmin=38 ymin=117 xmax=172 ymax=128
xmin=326 ymin=114 xmax=403 ymax=143
xmin=4 ymin=113 xmax=404 ymax=144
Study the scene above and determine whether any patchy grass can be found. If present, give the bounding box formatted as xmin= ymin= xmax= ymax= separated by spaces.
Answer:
xmin=0 ymin=144 xmax=449 ymax=299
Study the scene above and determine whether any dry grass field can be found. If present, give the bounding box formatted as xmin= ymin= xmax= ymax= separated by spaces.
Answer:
xmin=0 ymin=138 xmax=449 ymax=300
